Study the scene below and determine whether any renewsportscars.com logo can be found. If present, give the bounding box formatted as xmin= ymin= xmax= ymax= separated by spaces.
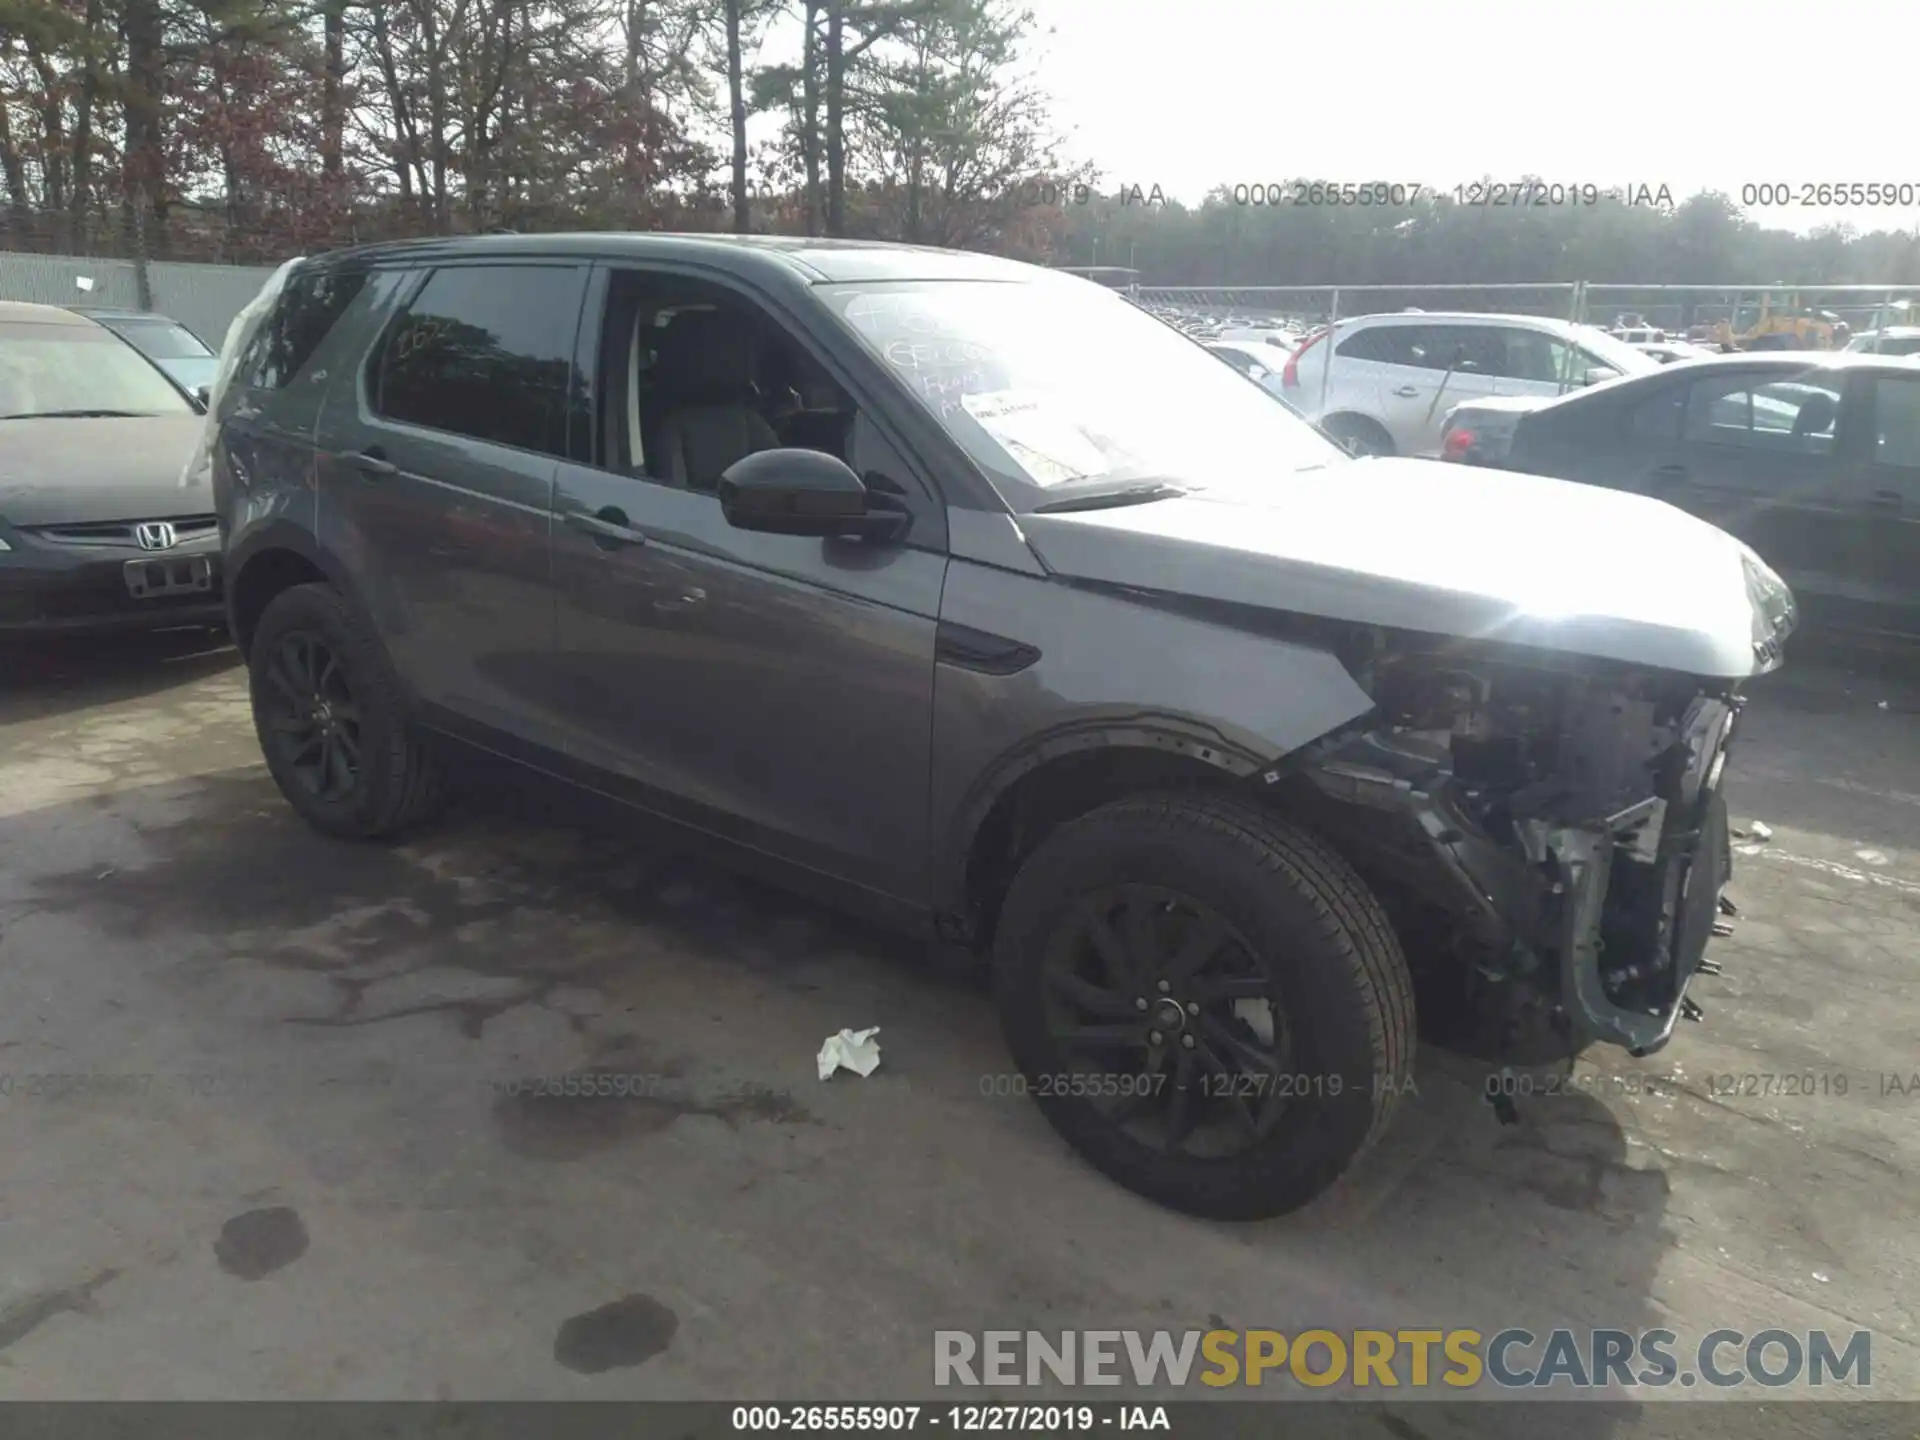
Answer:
xmin=933 ymin=1328 xmax=1872 ymax=1391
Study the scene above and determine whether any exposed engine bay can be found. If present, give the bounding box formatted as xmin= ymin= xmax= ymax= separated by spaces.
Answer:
xmin=1280 ymin=635 xmax=1742 ymax=1061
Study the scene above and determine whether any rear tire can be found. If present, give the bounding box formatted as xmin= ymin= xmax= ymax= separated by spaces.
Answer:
xmin=1322 ymin=414 xmax=1395 ymax=457
xmin=247 ymin=582 xmax=443 ymax=840
xmin=991 ymin=790 xmax=1415 ymax=1220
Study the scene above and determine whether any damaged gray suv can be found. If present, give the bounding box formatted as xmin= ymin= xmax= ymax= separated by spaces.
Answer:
xmin=211 ymin=234 xmax=1796 ymax=1220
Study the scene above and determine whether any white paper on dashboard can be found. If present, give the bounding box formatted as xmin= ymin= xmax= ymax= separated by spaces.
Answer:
xmin=960 ymin=390 xmax=1112 ymax=486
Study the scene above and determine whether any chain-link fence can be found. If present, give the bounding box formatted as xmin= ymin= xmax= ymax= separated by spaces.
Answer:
xmin=1575 ymin=284 xmax=1917 ymax=338
xmin=1130 ymin=282 xmax=1920 ymax=342
xmin=1133 ymin=284 xmax=1585 ymax=335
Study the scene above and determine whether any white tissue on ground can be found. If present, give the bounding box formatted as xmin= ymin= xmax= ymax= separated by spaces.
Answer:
xmin=816 ymin=1027 xmax=882 ymax=1080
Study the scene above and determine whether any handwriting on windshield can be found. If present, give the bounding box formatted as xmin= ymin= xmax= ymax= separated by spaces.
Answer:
xmin=883 ymin=338 xmax=989 ymax=370
xmin=845 ymin=292 xmax=1001 ymax=410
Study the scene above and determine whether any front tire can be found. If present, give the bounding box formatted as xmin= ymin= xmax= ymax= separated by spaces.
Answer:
xmin=247 ymin=582 xmax=443 ymax=840
xmin=991 ymin=791 xmax=1415 ymax=1220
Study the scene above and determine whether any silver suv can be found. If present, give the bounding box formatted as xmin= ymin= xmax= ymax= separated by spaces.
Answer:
xmin=209 ymin=235 xmax=1793 ymax=1220
xmin=1284 ymin=311 xmax=1660 ymax=457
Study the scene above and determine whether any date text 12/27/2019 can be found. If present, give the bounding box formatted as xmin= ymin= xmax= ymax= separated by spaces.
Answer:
xmin=730 ymin=1405 xmax=1170 ymax=1432
xmin=1211 ymin=181 xmax=1676 ymax=208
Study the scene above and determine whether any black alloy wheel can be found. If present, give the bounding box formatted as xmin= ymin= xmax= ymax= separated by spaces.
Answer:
xmin=246 ymin=582 xmax=443 ymax=839
xmin=991 ymin=791 xmax=1416 ymax=1219
xmin=1040 ymin=883 xmax=1294 ymax=1160
xmin=259 ymin=629 xmax=363 ymax=803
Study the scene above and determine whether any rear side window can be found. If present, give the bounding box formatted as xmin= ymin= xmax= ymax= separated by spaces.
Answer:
xmin=1868 ymin=376 xmax=1920 ymax=469
xmin=1420 ymin=326 xmax=1504 ymax=375
xmin=1342 ymin=324 xmax=1501 ymax=374
xmin=370 ymin=264 xmax=584 ymax=458
xmin=1684 ymin=373 xmax=1842 ymax=453
xmin=249 ymin=266 xmax=368 ymax=389
xmin=1337 ymin=325 xmax=1425 ymax=365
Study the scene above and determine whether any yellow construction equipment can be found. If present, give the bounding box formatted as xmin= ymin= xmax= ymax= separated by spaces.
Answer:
xmin=1708 ymin=292 xmax=1840 ymax=351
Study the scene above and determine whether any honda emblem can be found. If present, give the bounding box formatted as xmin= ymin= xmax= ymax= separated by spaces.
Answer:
xmin=134 ymin=522 xmax=177 ymax=551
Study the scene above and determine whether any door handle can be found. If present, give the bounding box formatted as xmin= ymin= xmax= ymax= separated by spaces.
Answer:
xmin=565 ymin=507 xmax=649 ymax=547
xmin=347 ymin=447 xmax=398 ymax=477
xmin=1393 ymin=385 xmax=1420 ymax=398
xmin=1866 ymin=489 xmax=1904 ymax=511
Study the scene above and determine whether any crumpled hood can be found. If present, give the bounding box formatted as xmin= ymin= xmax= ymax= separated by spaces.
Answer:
xmin=1017 ymin=457 xmax=1792 ymax=678
xmin=0 ymin=415 xmax=211 ymax=525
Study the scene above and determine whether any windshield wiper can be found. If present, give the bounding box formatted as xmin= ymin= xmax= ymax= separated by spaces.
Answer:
xmin=1031 ymin=482 xmax=1188 ymax=514
xmin=0 ymin=409 xmax=152 ymax=420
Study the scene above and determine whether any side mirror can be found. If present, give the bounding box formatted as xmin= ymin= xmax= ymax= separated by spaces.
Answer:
xmin=717 ymin=448 xmax=907 ymax=541
xmin=1582 ymin=367 xmax=1619 ymax=387
xmin=192 ymin=384 xmax=212 ymax=409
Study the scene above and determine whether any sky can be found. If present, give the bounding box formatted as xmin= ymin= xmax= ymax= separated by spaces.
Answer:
xmin=999 ymin=0 xmax=1920 ymax=239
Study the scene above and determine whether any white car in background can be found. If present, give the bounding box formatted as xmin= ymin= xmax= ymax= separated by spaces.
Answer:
xmin=1845 ymin=326 xmax=1920 ymax=357
xmin=1205 ymin=340 xmax=1291 ymax=392
xmin=1637 ymin=338 xmax=1715 ymax=364
xmin=1280 ymin=311 xmax=1662 ymax=457
xmin=1215 ymin=326 xmax=1299 ymax=350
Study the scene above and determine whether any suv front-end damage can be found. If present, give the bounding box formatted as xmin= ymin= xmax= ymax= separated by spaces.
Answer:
xmin=1276 ymin=635 xmax=1764 ymax=1062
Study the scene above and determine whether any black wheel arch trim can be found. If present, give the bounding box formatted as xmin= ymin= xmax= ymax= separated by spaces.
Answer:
xmin=224 ymin=520 xmax=377 ymax=655
xmin=932 ymin=716 xmax=1272 ymax=923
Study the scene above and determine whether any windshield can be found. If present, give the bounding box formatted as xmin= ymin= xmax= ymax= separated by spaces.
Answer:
xmin=105 ymin=316 xmax=214 ymax=359
xmin=157 ymin=354 xmax=220 ymax=391
xmin=0 ymin=322 xmax=194 ymax=418
xmin=822 ymin=278 xmax=1346 ymax=510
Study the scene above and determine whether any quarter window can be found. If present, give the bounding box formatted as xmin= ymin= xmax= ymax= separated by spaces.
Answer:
xmin=371 ymin=264 xmax=584 ymax=458
xmin=247 ymin=266 xmax=368 ymax=389
xmin=1495 ymin=331 xmax=1575 ymax=384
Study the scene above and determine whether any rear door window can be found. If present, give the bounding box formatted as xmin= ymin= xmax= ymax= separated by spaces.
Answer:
xmin=1339 ymin=324 xmax=1499 ymax=375
xmin=1424 ymin=326 xmax=1504 ymax=377
xmin=1336 ymin=325 xmax=1428 ymax=367
xmin=1683 ymin=373 xmax=1842 ymax=454
xmin=369 ymin=264 xmax=586 ymax=459
xmin=1866 ymin=375 xmax=1920 ymax=486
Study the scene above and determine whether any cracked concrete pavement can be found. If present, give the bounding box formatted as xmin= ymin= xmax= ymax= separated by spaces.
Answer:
xmin=0 ymin=627 xmax=1915 ymax=1434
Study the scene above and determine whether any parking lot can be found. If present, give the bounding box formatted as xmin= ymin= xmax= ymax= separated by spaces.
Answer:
xmin=0 ymin=627 xmax=1915 ymax=1423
